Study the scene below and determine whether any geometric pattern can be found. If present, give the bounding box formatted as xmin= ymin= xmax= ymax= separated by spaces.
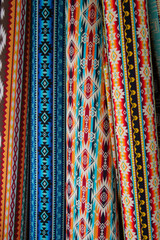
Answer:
xmin=103 ymin=0 xmax=160 ymax=239
xmin=38 ymin=2 xmax=53 ymax=238
xmin=79 ymin=76 xmax=98 ymax=99
xmin=148 ymin=0 xmax=160 ymax=153
xmin=68 ymin=40 xmax=78 ymax=63
xmin=30 ymin=0 xmax=66 ymax=239
xmin=95 ymin=186 xmax=111 ymax=209
xmin=77 ymin=149 xmax=94 ymax=171
xmin=99 ymin=114 xmax=110 ymax=138
xmin=0 ymin=0 xmax=30 ymax=239
xmin=66 ymin=0 xmax=118 ymax=239
xmin=52 ymin=1 xmax=66 ymax=239
xmin=0 ymin=0 xmax=160 ymax=240
xmin=68 ymin=111 xmax=75 ymax=133
xmin=75 ymin=218 xmax=91 ymax=239
xmin=67 ymin=179 xmax=74 ymax=199
xmin=83 ymin=3 xmax=101 ymax=26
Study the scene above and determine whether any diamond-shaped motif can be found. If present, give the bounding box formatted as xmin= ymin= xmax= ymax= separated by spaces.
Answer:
xmin=95 ymin=186 xmax=111 ymax=208
xmin=99 ymin=114 xmax=109 ymax=137
xmin=76 ymin=218 xmax=91 ymax=239
xmin=78 ymin=149 xmax=94 ymax=171
xmin=41 ymin=179 xmax=49 ymax=189
xmin=105 ymin=9 xmax=118 ymax=25
xmin=67 ymin=179 xmax=74 ymax=199
xmin=68 ymin=112 xmax=75 ymax=132
xmin=113 ymin=86 xmax=124 ymax=101
xmin=126 ymin=229 xmax=137 ymax=239
xmin=41 ymin=43 xmax=49 ymax=54
xmin=119 ymin=160 xmax=130 ymax=174
xmin=41 ymin=78 xmax=49 ymax=89
xmin=68 ymin=40 xmax=78 ymax=63
xmin=141 ymin=65 xmax=150 ymax=79
xmin=107 ymin=12 xmax=114 ymax=23
xmin=109 ymin=49 xmax=121 ymax=65
xmin=145 ymin=103 xmax=153 ymax=116
xmin=147 ymin=140 xmax=157 ymax=152
xmin=41 ymin=211 xmax=48 ymax=221
xmin=138 ymin=25 xmax=148 ymax=40
xmin=41 ymin=112 xmax=49 ymax=123
xmin=41 ymin=146 xmax=49 ymax=156
xmin=42 ymin=8 xmax=50 ymax=19
xmin=83 ymin=3 xmax=100 ymax=26
xmin=116 ymin=125 xmax=128 ymax=138
xmin=80 ymin=76 xmax=98 ymax=99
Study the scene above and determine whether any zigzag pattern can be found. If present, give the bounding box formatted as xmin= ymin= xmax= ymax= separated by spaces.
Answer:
xmin=8 ymin=1 xmax=27 ymax=237
xmin=0 ymin=0 xmax=29 ymax=238
xmin=30 ymin=0 xmax=38 ymax=239
xmin=0 ymin=0 xmax=13 ymax=237
xmin=0 ymin=1 xmax=159 ymax=239
xmin=14 ymin=1 xmax=31 ymax=239
xmin=53 ymin=0 xmax=66 ymax=239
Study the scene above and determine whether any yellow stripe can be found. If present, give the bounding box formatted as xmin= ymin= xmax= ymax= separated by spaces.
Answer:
xmin=117 ymin=0 xmax=141 ymax=238
xmin=129 ymin=1 xmax=152 ymax=239
xmin=0 ymin=1 xmax=15 ymax=239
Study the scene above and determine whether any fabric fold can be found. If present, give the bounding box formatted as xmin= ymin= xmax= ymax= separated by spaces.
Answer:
xmin=0 ymin=0 xmax=159 ymax=239
xmin=66 ymin=1 xmax=118 ymax=239
xmin=102 ymin=0 xmax=160 ymax=239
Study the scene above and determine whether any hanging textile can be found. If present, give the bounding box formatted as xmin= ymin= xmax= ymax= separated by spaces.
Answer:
xmin=102 ymin=0 xmax=160 ymax=239
xmin=148 ymin=0 xmax=160 ymax=153
xmin=0 ymin=0 xmax=159 ymax=239
xmin=30 ymin=0 xmax=66 ymax=239
xmin=0 ymin=0 xmax=30 ymax=239
xmin=66 ymin=0 xmax=118 ymax=239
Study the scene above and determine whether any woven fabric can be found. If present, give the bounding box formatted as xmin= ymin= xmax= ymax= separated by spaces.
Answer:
xmin=0 ymin=0 xmax=30 ymax=239
xmin=0 ymin=0 xmax=159 ymax=239
xmin=102 ymin=0 xmax=160 ymax=239
xmin=30 ymin=0 xmax=66 ymax=239
xmin=66 ymin=1 xmax=119 ymax=239
xmin=148 ymin=0 xmax=160 ymax=153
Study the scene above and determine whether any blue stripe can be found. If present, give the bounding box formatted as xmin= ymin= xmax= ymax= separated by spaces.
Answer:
xmin=30 ymin=0 xmax=38 ymax=239
xmin=38 ymin=0 xmax=53 ymax=239
xmin=55 ymin=0 xmax=66 ymax=239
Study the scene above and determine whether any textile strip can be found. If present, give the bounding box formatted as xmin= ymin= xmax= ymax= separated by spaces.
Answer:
xmin=0 ymin=0 xmax=7 ymax=157
xmin=52 ymin=0 xmax=66 ymax=239
xmin=38 ymin=0 xmax=53 ymax=238
xmin=102 ymin=0 xmax=160 ymax=239
xmin=30 ymin=0 xmax=66 ymax=239
xmin=135 ymin=0 xmax=160 ymax=238
xmin=14 ymin=0 xmax=31 ymax=239
xmin=147 ymin=0 xmax=160 ymax=153
xmin=66 ymin=0 xmax=118 ymax=239
xmin=30 ymin=0 xmax=38 ymax=239
xmin=0 ymin=0 xmax=28 ymax=239
xmin=0 ymin=0 xmax=8 ymax=236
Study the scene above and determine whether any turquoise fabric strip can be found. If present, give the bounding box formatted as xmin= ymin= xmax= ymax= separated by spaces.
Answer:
xmin=30 ymin=0 xmax=66 ymax=239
